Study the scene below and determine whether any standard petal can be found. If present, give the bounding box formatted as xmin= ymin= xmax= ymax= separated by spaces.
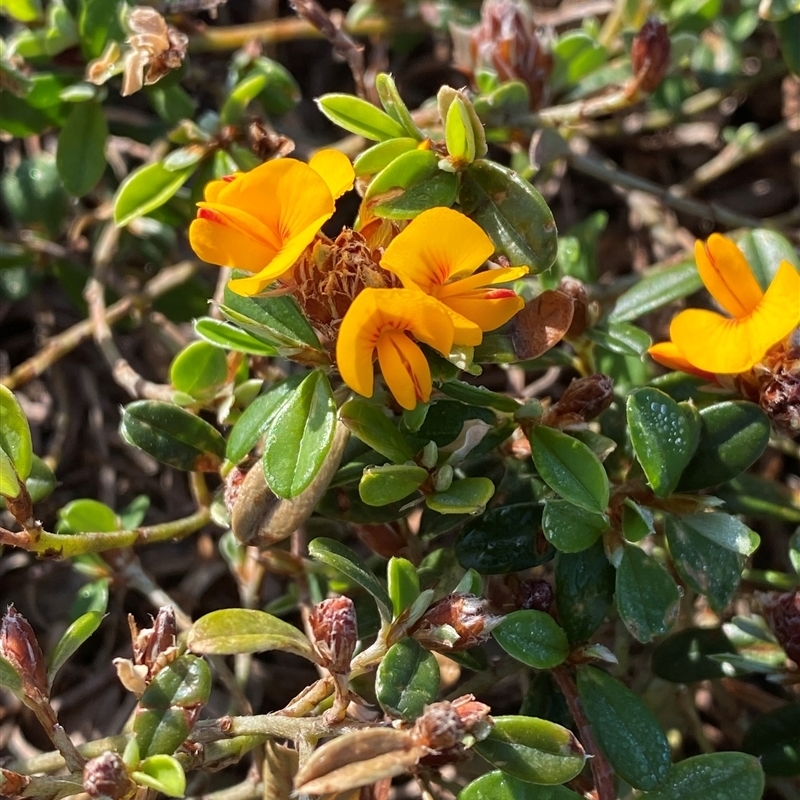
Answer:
xmin=747 ymin=259 xmax=800 ymax=349
xmin=381 ymin=207 xmax=494 ymax=290
xmin=189 ymin=209 xmax=278 ymax=273
xmin=695 ymin=234 xmax=762 ymax=318
xmin=203 ymin=174 xmax=239 ymax=203
xmin=647 ymin=341 xmax=716 ymax=381
xmin=377 ymin=331 xmax=432 ymax=410
xmin=309 ymin=148 xmax=355 ymax=199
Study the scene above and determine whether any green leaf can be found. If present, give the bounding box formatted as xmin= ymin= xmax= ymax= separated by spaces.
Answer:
xmin=316 ymin=94 xmax=407 ymax=140
xmin=456 ymin=503 xmax=549 ymax=574
xmin=226 ymin=374 xmax=305 ymax=464
xmin=24 ymin=454 xmax=56 ymax=503
xmin=56 ymin=100 xmax=107 ymax=196
xmin=665 ymin=515 xmax=745 ymax=612
xmin=387 ymin=557 xmax=420 ymax=617
xmin=134 ymin=654 xmax=211 ymax=757
xmin=652 ymin=627 xmax=737 ymax=682
xmin=308 ymin=537 xmax=393 ymax=622
xmin=194 ymin=317 xmax=278 ymax=356
xmin=375 ymin=73 xmax=425 ymax=140
xmin=639 ymin=753 xmax=763 ymax=800
xmin=71 ymin=578 xmax=109 ymax=620
xmin=627 ymin=388 xmax=699 ymax=496
xmin=359 ymin=464 xmax=428 ymax=506
xmin=742 ymin=704 xmax=800 ymax=776
xmin=439 ymin=381 xmax=520 ymax=412
xmin=530 ymin=426 xmax=609 ymax=513
xmin=552 ymin=30 xmax=607 ymax=90
xmin=616 ymin=546 xmax=680 ymax=643
xmin=262 ymin=370 xmax=336 ymax=499
xmin=114 ymin=161 xmax=196 ymax=227
xmin=47 ymin=611 xmax=103 ymax=688
xmin=577 ymin=666 xmax=671 ymax=790
xmin=0 ymin=654 xmax=24 ymax=698
xmin=248 ymin=57 xmax=301 ymax=116
xmin=555 ymin=542 xmax=615 ymax=643
xmin=0 ymin=386 xmax=32 ymax=484
xmin=621 ymin=499 xmax=655 ymax=542
xmin=445 ymin=96 xmax=476 ymax=164
xmin=187 ymin=608 xmax=315 ymax=659
xmin=426 ymin=477 xmax=495 ymax=515
xmin=56 ymin=499 xmax=117 ymax=534
xmin=353 ymin=138 xmax=419 ymax=177
xmin=459 ymin=772 xmax=582 ymax=800
xmin=132 ymin=754 xmax=186 ymax=798
xmin=610 ymin=259 xmax=701 ymax=322
xmin=222 ymin=280 xmax=322 ymax=352
xmin=340 ymin=398 xmax=415 ymax=464
xmin=0 ymin=449 xmax=20 ymax=498
xmin=585 ymin=321 xmax=652 ymax=357
xmin=775 ymin=14 xmax=800 ymax=74
xmin=1 ymin=0 xmax=43 ymax=22
xmin=220 ymin=72 xmax=269 ymax=125
xmin=473 ymin=715 xmax=586 ymax=785
xmin=77 ymin=0 xmax=122 ymax=59
xmin=542 ymin=500 xmax=608 ymax=553
xmin=677 ymin=402 xmax=770 ymax=491
xmin=493 ymin=610 xmax=569 ymax=669
xmin=375 ymin=639 xmax=439 ymax=720
xmin=460 ymin=159 xmax=557 ymax=271
xmin=364 ymin=148 xmax=458 ymax=219
xmin=670 ymin=512 xmax=759 ymax=555
xmin=169 ymin=341 xmax=228 ymax=399
xmin=736 ymin=229 xmax=800 ymax=287
xmin=120 ymin=401 xmax=225 ymax=472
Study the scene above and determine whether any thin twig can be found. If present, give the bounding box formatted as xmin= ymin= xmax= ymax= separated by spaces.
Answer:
xmin=2 ymin=261 xmax=198 ymax=391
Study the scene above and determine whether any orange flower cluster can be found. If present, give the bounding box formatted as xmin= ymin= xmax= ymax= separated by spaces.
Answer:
xmin=189 ymin=151 xmax=528 ymax=409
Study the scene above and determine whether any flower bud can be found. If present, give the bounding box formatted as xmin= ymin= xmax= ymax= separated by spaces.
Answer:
xmin=410 ymin=594 xmax=503 ymax=652
xmin=130 ymin=606 xmax=179 ymax=678
xmin=630 ymin=18 xmax=671 ymax=93
xmin=757 ymin=590 xmax=800 ymax=664
xmin=0 ymin=605 xmax=49 ymax=703
xmin=559 ymin=277 xmax=589 ymax=339
xmin=83 ymin=752 xmax=134 ymax=800
xmin=309 ymin=596 xmax=358 ymax=674
xmin=411 ymin=694 xmax=492 ymax=756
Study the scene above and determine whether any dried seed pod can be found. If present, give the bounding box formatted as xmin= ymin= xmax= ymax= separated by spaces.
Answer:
xmin=630 ymin=18 xmax=671 ymax=93
xmin=544 ymin=374 xmax=615 ymax=428
xmin=83 ymin=752 xmax=134 ymax=800
xmin=511 ymin=289 xmax=574 ymax=360
xmin=410 ymin=593 xmax=504 ymax=652
xmin=309 ymin=596 xmax=358 ymax=674
xmin=758 ymin=590 xmax=800 ymax=664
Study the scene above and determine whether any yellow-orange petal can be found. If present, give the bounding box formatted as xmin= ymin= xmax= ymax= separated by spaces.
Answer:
xmin=695 ymin=234 xmax=763 ymax=318
xmin=203 ymin=173 xmax=240 ymax=203
xmin=380 ymin=207 xmax=494 ymax=291
xmin=672 ymin=259 xmax=800 ymax=373
xmin=647 ymin=341 xmax=716 ymax=381
xmin=377 ymin=330 xmax=432 ymax=410
xmin=309 ymin=148 xmax=355 ymax=199
xmin=189 ymin=207 xmax=279 ymax=273
xmin=438 ymin=266 xmax=529 ymax=295
xmin=444 ymin=291 xmax=525 ymax=335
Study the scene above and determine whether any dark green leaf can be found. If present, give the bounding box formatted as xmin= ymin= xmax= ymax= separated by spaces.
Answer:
xmin=1 ymin=153 xmax=68 ymax=236
xmin=226 ymin=374 xmax=305 ymax=464
xmin=742 ymin=704 xmax=800 ymax=776
xmin=775 ymin=15 xmax=800 ymax=75
xmin=220 ymin=73 xmax=269 ymax=125
xmin=736 ymin=229 xmax=799 ymax=287
xmin=677 ymin=402 xmax=770 ymax=491
xmin=665 ymin=515 xmax=745 ymax=612
xmin=194 ymin=318 xmax=278 ymax=356
xmin=460 ymin=159 xmax=557 ymax=271
xmin=542 ymin=500 xmax=608 ymax=553
xmin=114 ymin=161 xmax=196 ymax=227
xmin=555 ymin=541 xmax=615 ymax=643
xmin=77 ymin=0 xmax=122 ymax=59
xmin=459 ymin=771 xmax=582 ymax=800
xmin=616 ymin=546 xmax=680 ymax=643
xmin=120 ymin=401 xmax=225 ymax=472
xmin=639 ymin=753 xmax=763 ymax=800
xmin=249 ymin=57 xmax=301 ymax=116
xmin=263 ymin=370 xmax=336 ymax=499
xmin=671 ymin=512 xmax=759 ymax=555
xmin=187 ymin=609 xmax=315 ymax=659
xmin=0 ymin=386 xmax=32 ymax=483
xmin=169 ymin=341 xmax=228 ymax=399
xmin=375 ymin=639 xmax=439 ymax=720
xmin=56 ymin=101 xmax=107 ymax=196
xmin=473 ymin=715 xmax=586 ymax=785
xmin=317 ymin=93 xmax=408 ymax=140
xmin=24 ymin=454 xmax=57 ymax=504
xmin=340 ymin=398 xmax=415 ymax=464
xmin=585 ymin=322 xmax=652 ymax=357
xmin=609 ymin=259 xmax=700 ymax=322
xmin=621 ymin=499 xmax=655 ymax=542
xmin=359 ymin=464 xmax=428 ymax=506
xmin=308 ymin=537 xmax=393 ymax=622
xmin=627 ymin=387 xmax=699 ymax=496
xmin=652 ymin=627 xmax=737 ymax=682
xmin=47 ymin=611 xmax=103 ymax=688
xmin=440 ymin=381 xmax=520 ymax=412
xmin=577 ymin=666 xmax=671 ymax=790
xmin=426 ymin=477 xmax=495 ymax=515
xmin=494 ymin=610 xmax=569 ymax=669
xmin=530 ymin=426 xmax=609 ymax=513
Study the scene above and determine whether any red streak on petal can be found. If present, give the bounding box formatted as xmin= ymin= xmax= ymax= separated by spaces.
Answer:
xmin=198 ymin=208 xmax=223 ymax=223
xmin=222 ymin=175 xmax=236 ymax=182
xmin=484 ymin=288 xmax=517 ymax=300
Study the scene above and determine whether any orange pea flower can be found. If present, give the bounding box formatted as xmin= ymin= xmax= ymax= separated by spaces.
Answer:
xmin=379 ymin=207 xmax=529 ymax=346
xmin=649 ymin=234 xmax=800 ymax=377
xmin=189 ymin=149 xmax=354 ymax=296
xmin=336 ymin=288 xmax=455 ymax=410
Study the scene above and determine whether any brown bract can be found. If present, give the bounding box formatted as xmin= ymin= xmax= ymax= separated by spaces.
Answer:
xmin=409 ymin=593 xmax=504 ymax=652
xmin=0 ymin=604 xmax=49 ymax=703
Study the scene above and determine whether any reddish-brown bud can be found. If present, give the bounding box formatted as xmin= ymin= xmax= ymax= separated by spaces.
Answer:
xmin=130 ymin=606 xmax=179 ymax=677
xmin=758 ymin=590 xmax=800 ymax=664
xmin=309 ymin=596 xmax=358 ymax=674
xmin=83 ymin=752 xmax=134 ymax=800
xmin=559 ymin=277 xmax=589 ymax=339
xmin=466 ymin=0 xmax=553 ymax=110
xmin=1 ymin=768 xmax=31 ymax=797
xmin=631 ymin=18 xmax=671 ymax=93
xmin=544 ymin=374 xmax=615 ymax=428
xmin=410 ymin=594 xmax=503 ymax=652
xmin=411 ymin=695 xmax=492 ymax=755
xmin=0 ymin=605 xmax=49 ymax=702
xmin=516 ymin=578 xmax=554 ymax=612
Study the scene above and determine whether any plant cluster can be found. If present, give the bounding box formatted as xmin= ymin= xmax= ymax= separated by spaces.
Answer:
xmin=1 ymin=0 xmax=799 ymax=799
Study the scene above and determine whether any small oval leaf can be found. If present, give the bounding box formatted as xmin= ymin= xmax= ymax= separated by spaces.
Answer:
xmin=375 ymin=638 xmax=440 ymax=720
xmin=493 ymin=610 xmax=570 ymax=669
xmin=114 ymin=161 xmax=197 ymax=227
